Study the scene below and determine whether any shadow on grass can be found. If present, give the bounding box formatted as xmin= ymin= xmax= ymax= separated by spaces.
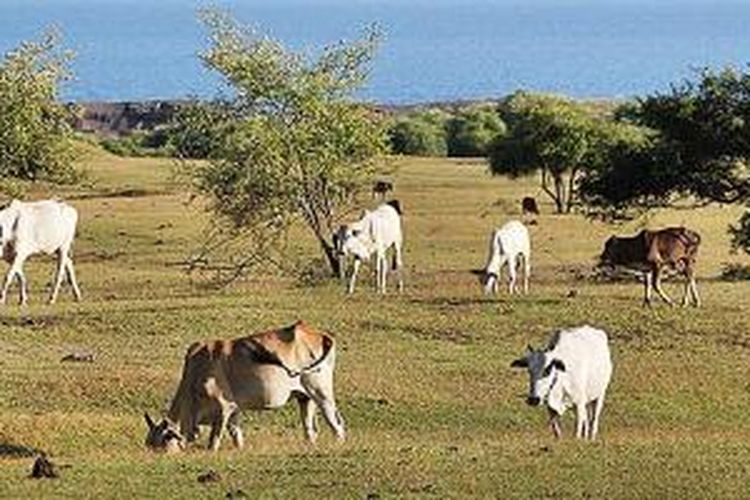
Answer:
xmin=0 ymin=441 xmax=43 ymax=458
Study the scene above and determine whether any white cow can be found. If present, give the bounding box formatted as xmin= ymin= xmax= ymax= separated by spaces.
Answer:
xmin=334 ymin=200 xmax=404 ymax=294
xmin=511 ymin=325 xmax=613 ymax=440
xmin=0 ymin=199 xmax=82 ymax=305
xmin=480 ymin=220 xmax=530 ymax=295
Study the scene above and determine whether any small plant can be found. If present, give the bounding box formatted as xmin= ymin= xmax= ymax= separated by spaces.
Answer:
xmin=720 ymin=262 xmax=750 ymax=281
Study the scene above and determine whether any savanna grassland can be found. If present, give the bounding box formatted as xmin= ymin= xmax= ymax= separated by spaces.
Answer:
xmin=1 ymin=147 xmax=749 ymax=499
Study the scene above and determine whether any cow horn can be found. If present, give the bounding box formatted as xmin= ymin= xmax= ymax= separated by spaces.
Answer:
xmin=144 ymin=412 xmax=156 ymax=430
xmin=526 ymin=343 xmax=534 ymax=352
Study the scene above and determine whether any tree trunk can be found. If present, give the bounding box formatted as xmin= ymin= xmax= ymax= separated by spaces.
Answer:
xmin=541 ymin=168 xmax=565 ymax=214
xmin=565 ymin=168 xmax=579 ymax=213
xmin=314 ymin=231 xmax=341 ymax=277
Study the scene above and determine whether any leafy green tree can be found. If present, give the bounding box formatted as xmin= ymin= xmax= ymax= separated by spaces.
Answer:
xmin=446 ymin=105 xmax=506 ymax=157
xmin=488 ymin=92 xmax=601 ymax=213
xmin=186 ymin=9 xmax=388 ymax=278
xmin=0 ymin=29 xmax=78 ymax=184
xmin=577 ymin=67 xmax=750 ymax=242
xmin=388 ymin=109 xmax=449 ymax=156
xmin=166 ymin=100 xmax=233 ymax=159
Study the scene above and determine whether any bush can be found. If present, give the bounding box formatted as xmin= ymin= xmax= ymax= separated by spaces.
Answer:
xmin=0 ymin=29 xmax=79 ymax=184
xmin=99 ymin=131 xmax=173 ymax=158
xmin=164 ymin=101 xmax=232 ymax=159
xmin=389 ymin=111 xmax=448 ymax=156
xmin=721 ymin=263 xmax=750 ymax=281
xmin=446 ymin=105 xmax=506 ymax=157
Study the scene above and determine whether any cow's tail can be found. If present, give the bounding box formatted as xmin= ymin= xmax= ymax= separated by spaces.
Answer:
xmin=386 ymin=199 xmax=402 ymax=215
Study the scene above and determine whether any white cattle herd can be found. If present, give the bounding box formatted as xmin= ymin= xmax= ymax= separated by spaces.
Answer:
xmin=0 ymin=194 xmax=705 ymax=450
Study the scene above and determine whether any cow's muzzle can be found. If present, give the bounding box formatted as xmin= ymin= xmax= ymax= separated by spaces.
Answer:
xmin=526 ymin=396 xmax=541 ymax=407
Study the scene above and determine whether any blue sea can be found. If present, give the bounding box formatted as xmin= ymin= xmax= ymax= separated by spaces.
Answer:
xmin=1 ymin=0 xmax=749 ymax=103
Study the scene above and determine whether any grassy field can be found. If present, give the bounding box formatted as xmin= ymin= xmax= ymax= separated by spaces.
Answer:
xmin=1 ymin=148 xmax=749 ymax=499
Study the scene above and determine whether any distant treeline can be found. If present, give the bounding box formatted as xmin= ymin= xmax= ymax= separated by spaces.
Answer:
xmin=78 ymin=97 xmax=620 ymax=159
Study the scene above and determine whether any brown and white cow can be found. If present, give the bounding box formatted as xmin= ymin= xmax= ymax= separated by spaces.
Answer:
xmin=144 ymin=321 xmax=345 ymax=452
xmin=598 ymin=227 xmax=701 ymax=307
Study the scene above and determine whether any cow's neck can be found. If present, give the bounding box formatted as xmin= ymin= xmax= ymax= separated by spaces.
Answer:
xmin=165 ymin=383 xmax=194 ymax=433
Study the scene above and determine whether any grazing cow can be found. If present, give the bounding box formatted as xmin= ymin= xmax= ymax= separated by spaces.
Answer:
xmin=599 ymin=227 xmax=701 ymax=307
xmin=477 ymin=220 xmax=531 ymax=295
xmin=511 ymin=325 xmax=612 ymax=440
xmin=144 ymin=320 xmax=345 ymax=452
xmin=521 ymin=196 xmax=539 ymax=216
xmin=372 ymin=180 xmax=394 ymax=200
xmin=0 ymin=199 xmax=82 ymax=305
xmin=333 ymin=200 xmax=404 ymax=294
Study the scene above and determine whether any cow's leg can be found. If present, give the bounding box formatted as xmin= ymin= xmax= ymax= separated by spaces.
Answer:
xmin=49 ymin=249 xmax=66 ymax=304
xmin=575 ymin=403 xmax=588 ymax=439
xmin=394 ymin=241 xmax=404 ymax=293
xmin=226 ymin=408 xmax=244 ymax=449
xmin=2 ymin=255 xmax=29 ymax=306
xmin=0 ymin=264 xmax=19 ymax=305
xmin=64 ymin=254 xmax=82 ymax=301
xmin=483 ymin=272 xmax=497 ymax=295
xmin=315 ymin=397 xmax=345 ymax=441
xmin=301 ymin=373 xmax=345 ymax=441
xmin=642 ymin=271 xmax=653 ymax=306
xmin=379 ymin=252 xmax=388 ymax=294
xmin=548 ymin=408 xmax=562 ymax=439
xmin=208 ymin=400 xmax=235 ymax=451
xmin=652 ymin=267 xmax=674 ymax=306
xmin=585 ymin=400 xmax=596 ymax=439
xmin=690 ymin=274 xmax=701 ymax=307
xmin=507 ymin=255 xmax=517 ymax=294
xmin=589 ymin=398 xmax=605 ymax=440
xmin=681 ymin=275 xmax=690 ymax=307
xmin=685 ymin=266 xmax=700 ymax=307
xmin=295 ymin=393 xmax=318 ymax=443
xmin=347 ymin=258 xmax=361 ymax=294
xmin=522 ymin=252 xmax=531 ymax=294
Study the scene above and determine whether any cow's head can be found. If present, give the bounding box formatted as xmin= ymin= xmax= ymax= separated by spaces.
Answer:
xmin=334 ymin=218 xmax=370 ymax=260
xmin=472 ymin=269 xmax=498 ymax=294
xmin=511 ymin=345 xmax=566 ymax=407
xmin=597 ymin=235 xmax=618 ymax=269
xmin=143 ymin=412 xmax=185 ymax=453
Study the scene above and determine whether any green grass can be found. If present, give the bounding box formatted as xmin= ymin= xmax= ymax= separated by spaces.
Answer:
xmin=1 ymin=148 xmax=749 ymax=498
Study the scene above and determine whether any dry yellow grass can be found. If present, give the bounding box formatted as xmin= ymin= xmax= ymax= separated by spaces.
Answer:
xmin=0 ymin=148 xmax=749 ymax=498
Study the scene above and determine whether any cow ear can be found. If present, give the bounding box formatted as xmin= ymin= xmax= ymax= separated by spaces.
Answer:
xmin=526 ymin=343 xmax=534 ymax=353
xmin=144 ymin=412 xmax=156 ymax=430
xmin=511 ymin=358 xmax=528 ymax=368
xmin=551 ymin=359 xmax=566 ymax=372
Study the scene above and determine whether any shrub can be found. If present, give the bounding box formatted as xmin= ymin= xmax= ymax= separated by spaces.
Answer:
xmin=0 ymin=29 xmax=79 ymax=184
xmin=388 ymin=110 xmax=449 ymax=157
xmin=446 ymin=105 xmax=506 ymax=157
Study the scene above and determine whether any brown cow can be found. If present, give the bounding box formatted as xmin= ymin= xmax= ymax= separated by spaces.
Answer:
xmin=599 ymin=227 xmax=701 ymax=307
xmin=144 ymin=321 xmax=345 ymax=452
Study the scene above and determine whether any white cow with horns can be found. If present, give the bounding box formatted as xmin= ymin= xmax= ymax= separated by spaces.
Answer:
xmin=333 ymin=200 xmax=404 ymax=294
xmin=511 ymin=325 xmax=612 ymax=440
xmin=478 ymin=220 xmax=531 ymax=295
xmin=0 ymin=199 xmax=82 ymax=305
